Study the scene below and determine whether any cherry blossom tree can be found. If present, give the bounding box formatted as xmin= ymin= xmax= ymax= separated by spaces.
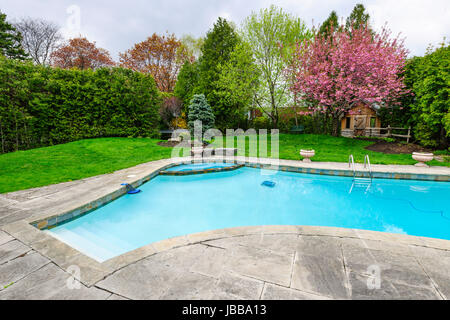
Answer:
xmin=288 ymin=23 xmax=409 ymax=136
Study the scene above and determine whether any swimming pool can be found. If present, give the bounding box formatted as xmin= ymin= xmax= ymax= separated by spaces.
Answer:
xmin=47 ymin=165 xmax=450 ymax=262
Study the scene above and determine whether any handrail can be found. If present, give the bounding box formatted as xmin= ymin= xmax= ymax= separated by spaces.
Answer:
xmin=348 ymin=154 xmax=355 ymax=180
xmin=364 ymin=154 xmax=372 ymax=181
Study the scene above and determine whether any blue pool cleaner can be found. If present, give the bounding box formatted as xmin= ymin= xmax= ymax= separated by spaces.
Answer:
xmin=121 ymin=183 xmax=141 ymax=194
xmin=261 ymin=181 xmax=276 ymax=188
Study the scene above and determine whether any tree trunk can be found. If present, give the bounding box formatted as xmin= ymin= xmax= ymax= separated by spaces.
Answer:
xmin=331 ymin=114 xmax=340 ymax=137
xmin=293 ymin=92 xmax=298 ymax=126
xmin=439 ymin=125 xmax=449 ymax=149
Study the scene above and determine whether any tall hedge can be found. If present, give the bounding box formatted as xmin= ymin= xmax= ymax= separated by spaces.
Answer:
xmin=0 ymin=56 xmax=161 ymax=153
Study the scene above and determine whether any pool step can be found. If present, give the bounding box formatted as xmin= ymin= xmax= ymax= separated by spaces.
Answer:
xmin=47 ymin=227 xmax=132 ymax=262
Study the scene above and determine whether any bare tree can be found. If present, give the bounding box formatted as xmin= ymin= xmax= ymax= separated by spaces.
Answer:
xmin=14 ymin=17 xmax=62 ymax=65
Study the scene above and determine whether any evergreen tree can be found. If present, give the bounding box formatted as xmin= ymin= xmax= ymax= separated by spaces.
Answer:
xmin=174 ymin=60 xmax=199 ymax=113
xmin=319 ymin=11 xmax=340 ymax=39
xmin=195 ymin=18 xmax=239 ymax=129
xmin=345 ymin=4 xmax=370 ymax=30
xmin=215 ymin=41 xmax=261 ymax=129
xmin=0 ymin=11 xmax=27 ymax=60
xmin=188 ymin=94 xmax=215 ymax=135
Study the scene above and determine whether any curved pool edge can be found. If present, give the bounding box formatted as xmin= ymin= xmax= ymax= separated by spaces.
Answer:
xmin=5 ymin=222 xmax=450 ymax=288
xmin=159 ymin=163 xmax=244 ymax=176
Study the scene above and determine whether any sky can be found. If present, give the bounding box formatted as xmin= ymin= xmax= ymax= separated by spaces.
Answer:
xmin=1 ymin=0 xmax=449 ymax=60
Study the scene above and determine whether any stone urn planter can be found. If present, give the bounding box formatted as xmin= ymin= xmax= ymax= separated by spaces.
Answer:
xmin=300 ymin=149 xmax=315 ymax=163
xmin=191 ymin=147 xmax=204 ymax=158
xmin=412 ymin=152 xmax=433 ymax=167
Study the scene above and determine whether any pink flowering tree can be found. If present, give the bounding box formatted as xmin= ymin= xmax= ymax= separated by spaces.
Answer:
xmin=288 ymin=24 xmax=409 ymax=136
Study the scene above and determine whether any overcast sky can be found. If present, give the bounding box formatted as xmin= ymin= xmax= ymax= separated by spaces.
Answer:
xmin=1 ymin=0 xmax=449 ymax=60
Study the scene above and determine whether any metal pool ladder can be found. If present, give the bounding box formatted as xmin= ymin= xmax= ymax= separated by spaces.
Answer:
xmin=348 ymin=154 xmax=373 ymax=193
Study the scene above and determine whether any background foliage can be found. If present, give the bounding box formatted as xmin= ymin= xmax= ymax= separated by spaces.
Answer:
xmin=0 ymin=56 xmax=161 ymax=153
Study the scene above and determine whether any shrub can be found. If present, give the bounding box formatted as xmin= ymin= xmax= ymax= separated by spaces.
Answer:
xmin=159 ymin=95 xmax=182 ymax=129
xmin=0 ymin=56 xmax=161 ymax=153
xmin=252 ymin=116 xmax=270 ymax=130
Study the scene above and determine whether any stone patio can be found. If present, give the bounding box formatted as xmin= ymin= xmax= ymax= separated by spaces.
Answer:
xmin=0 ymin=157 xmax=449 ymax=300
xmin=1 ymin=227 xmax=449 ymax=300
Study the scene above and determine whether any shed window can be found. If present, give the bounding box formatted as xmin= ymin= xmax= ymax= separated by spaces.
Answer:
xmin=370 ymin=117 xmax=376 ymax=128
xmin=345 ymin=117 xmax=351 ymax=129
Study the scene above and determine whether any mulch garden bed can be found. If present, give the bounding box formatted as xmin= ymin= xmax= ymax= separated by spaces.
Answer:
xmin=363 ymin=139 xmax=432 ymax=154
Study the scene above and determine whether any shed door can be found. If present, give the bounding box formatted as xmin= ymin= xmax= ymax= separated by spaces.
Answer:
xmin=354 ymin=116 xmax=366 ymax=135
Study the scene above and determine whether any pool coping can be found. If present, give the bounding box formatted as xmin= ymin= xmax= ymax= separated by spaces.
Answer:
xmin=159 ymin=163 xmax=244 ymax=176
xmin=1 ymin=156 xmax=450 ymax=287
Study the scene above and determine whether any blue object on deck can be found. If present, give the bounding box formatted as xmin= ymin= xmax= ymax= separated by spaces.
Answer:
xmin=121 ymin=183 xmax=141 ymax=194
xmin=261 ymin=181 xmax=276 ymax=188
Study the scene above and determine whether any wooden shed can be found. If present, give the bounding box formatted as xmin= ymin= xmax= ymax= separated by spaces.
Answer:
xmin=341 ymin=104 xmax=382 ymax=138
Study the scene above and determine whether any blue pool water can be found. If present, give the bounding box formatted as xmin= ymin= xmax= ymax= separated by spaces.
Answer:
xmin=164 ymin=162 xmax=235 ymax=172
xmin=48 ymin=166 xmax=450 ymax=262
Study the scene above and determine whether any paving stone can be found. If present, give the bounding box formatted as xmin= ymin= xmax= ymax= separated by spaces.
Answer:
xmin=0 ymin=209 xmax=33 ymax=226
xmin=30 ymin=235 xmax=81 ymax=266
xmin=296 ymin=235 xmax=342 ymax=257
xmin=96 ymin=245 xmax=207 ymax=299
xmin=159 ymin=271 xmax=218 ymax=300
xmin=291 ymin=253 xmax=349 ymax=299
xmin=348 ymin=272 xmax=441 ymax=300
xmin=225 ymin=245 xmax=293 ymax=287
xmin=144 ymin=244 xmax=207 ymax=271
xmin=349 ymin=272 xmax=403 ymax=300
xmin=0 ymin=252 xmax=49 ymax=289
xmin=58 ymin=253 xmax=110 ymax=287
xmin=261 ymin=283 xmax=330 ymax=300
xmin=392 ymin=282 xmax=442 ymax=300
xmin=0 ymin=206 xmax=20 ymax=219
xmin=97 ymin=258 xmax=183 ymax=299
xmin=219 ymin=234 xmax=299 ymax=255
xmin=190 ymin=245 xmax=228 ymax=278
xmin=0 ymin=231 xmax=14 ymax=246
xmin=0 ymin=263 xmax=109 ymax=300
xmin=210 ymin=271 xmax=264 ymax=300
xmin=413 ymin=251 xmax=450 ymax=299
xmin=341 ymin=237 xmax=415 ymax=257
xmin=342 ymin=242 xmax=431 ymax=287
xmin=203 ymin=237 xmax=241 ymax=249
xmin=299 ymin=226 xmax=357 ymax=238
xmin=0 ymin=240 xmax=31 ymax=265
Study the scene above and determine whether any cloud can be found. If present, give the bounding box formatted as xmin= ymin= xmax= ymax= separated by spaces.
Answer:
xmin=366 ymin=0 xmax=450 ymax=56
xmin=1 ymin=0 xmax=448 ymax=60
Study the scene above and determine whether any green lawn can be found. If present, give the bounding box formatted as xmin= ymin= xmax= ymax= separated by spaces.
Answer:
xmin=0 ymin=138 xmax=175 ymax=194
xmin=213 ymin=133 xmax=449 ymax=166
xmin=0 ymin=134 xmax=448 ymax=194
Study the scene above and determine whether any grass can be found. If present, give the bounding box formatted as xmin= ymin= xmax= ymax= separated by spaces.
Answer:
xmin=212 ymin=133 xmax=449 ymax=166
xmin=0 ymin=134 xmax=448 ymax=193
xmin=0 ymin=138 xmax=174 ymax=194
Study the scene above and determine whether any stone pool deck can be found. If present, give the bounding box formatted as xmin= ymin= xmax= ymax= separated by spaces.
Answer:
xmin=0 ymin=157 xmax=449 ymax=300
